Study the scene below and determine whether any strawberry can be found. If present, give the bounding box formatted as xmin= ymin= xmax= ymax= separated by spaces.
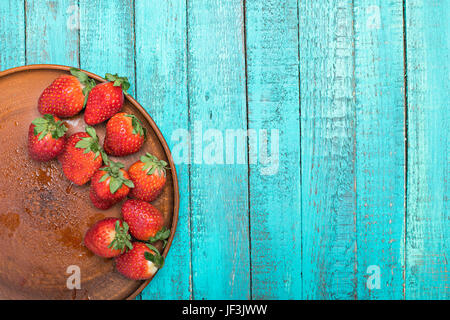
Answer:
xmin=104 ymin=113 xmax=146 ymax=156
xmin=84 ymin=218 xmax=133 ymax=258
xmin=28 ymin=114 xmax=67 ymax=161
xmin=58 ymin=126 xmax=104 ymax=185
xmin=128 ymin=153 xmax=168 ymax=202
xmin=115 ymin=242 xmax=164 ymax=280
xmin=84 ymin=73 xmax=130 ymax=125
xmin=38 ymin=68 xmax=96 ymax=117
xmin=90 ymin=161 xmax=134 ymax=210
xmin=89 ymin=188 xmax=116 ymax=210
xmin=122 ymin=199 xmax=169 ymax=243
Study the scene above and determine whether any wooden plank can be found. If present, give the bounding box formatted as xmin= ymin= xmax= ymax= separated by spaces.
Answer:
xmin=134 ymin=0 xmax=191 ymax=300
xmin=353 ymin=0 xmax=406 ymax=299
xmin=79 ymin=0 xmax=137 ymax=297
xmin=0 ymin=0 xmax=25 ymax=70
xmin=187 ymin=0 xmax=250 ymax=299
xmin=406 ymin=0 xmax=450 ymax=299
xmin=79 ymin=0 xmax=135 ymax=96
xmin=245 ymin=0 xmax=302 ymax=299
xmin=299 ymin=0 xmax=357 ymax=299
xmin=26 ymin=0 xmax=79 ymax=66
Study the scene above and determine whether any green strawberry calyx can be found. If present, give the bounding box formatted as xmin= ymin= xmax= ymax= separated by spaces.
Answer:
xmin=99 ymin=160 xmax=135 ymax=194
xmin=105 ymin=73 xmax=131 ymax=95
xmin=75 ymin=126 xmax=102 ymax=159
xmin=124 ymin=114 xmax=147 ymax=138
xmin=69 ymin=68 xmax=96 ymax=107
xmin=146 ymin=226 xmax=171 ymax=249
xmin=140 ymin=153 xmax=168 ymax=176
xmin=108 ymin=220 xmax=133 ymax=253
xmin=144 ymin=243 xmax=165 ymax=269
xmin=32 ymin=114 xmax=67 ymax=141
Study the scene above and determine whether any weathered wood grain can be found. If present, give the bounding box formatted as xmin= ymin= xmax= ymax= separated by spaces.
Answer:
xmin=245 ymin=0 xmax=302 ymax=299
xmin=25 ymin=0 xmax=79 ymax=66
xmin=187 ymin=0 xmax=250 ymax=299
xmin=299 ymin=0 xmax=357 ymax=299
xmin=79 ymin=0 xmax=135 ymax=96
xmin=406 ymin=0 xmax=449 ymax=299
xmin=135 ymin=0 xmax=191 ymax=300
xmin=0 ymin=0 xmax=25 ymax=70
xmin=353 ymin=0 xmax=406 ymax=299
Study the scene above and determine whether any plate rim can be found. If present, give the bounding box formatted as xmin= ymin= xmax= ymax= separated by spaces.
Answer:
xmin=0 ymin=64 xmax=180 ymax=300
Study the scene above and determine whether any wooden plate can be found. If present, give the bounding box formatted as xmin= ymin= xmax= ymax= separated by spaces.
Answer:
xmin=0 ymin=65 xmax=179 ymax=300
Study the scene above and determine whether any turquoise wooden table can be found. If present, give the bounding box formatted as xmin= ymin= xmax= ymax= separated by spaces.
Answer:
xmin=0 ymin=0 xmax=448 ymax=300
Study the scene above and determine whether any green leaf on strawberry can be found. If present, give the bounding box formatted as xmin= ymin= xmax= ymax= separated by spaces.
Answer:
xmin=146 ymin=226 xmax=171 ymax=248
xmin=99 ymin=160 xmax=135 ymax=194
xmin=32 ymin=114 xmax=67 ymax=141
xmin=140 ymin=153 xmax=168 ymax=176
xmin=75 ymin=126 xmax=102 ymax=159
xmin=104 ymin=73 xmax=131 ymax=95
xmin=70 ymin=67 xmax=97 ymax=107
xmin=144 ymin=243 xmax=165 ymax=268
xmin=124 ymin=114 xmax=147 ymax=138
xmin=107 ymin=221 xmax=133 ymax=253
xmin=100 ymin=150 xmax=109 ymax=165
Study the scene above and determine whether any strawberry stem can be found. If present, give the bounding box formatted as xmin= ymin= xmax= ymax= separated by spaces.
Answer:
xmin=140 ymin=153 xmax=168 ymax=176
xmin=108 ymin=221 xmax=133 ymax=252
xmin=104 ymin=73 xmax=131 ymax=95
xmin=70 ymin=67 xmax=96 ymax=107
xmin=99 ymin=160 xmax=135 ymax=194
xmin=146 ymin=226 xmax=170 ymax=248
xmin=124 ymin=114 xmax=146 ymax=138
xmin=32 ymin=114 xmax=67 ymax=141
xmin=144 ymin=243 xmax=165 ymax=268
xmin=75 ymin=126 xmax=102 ymax=159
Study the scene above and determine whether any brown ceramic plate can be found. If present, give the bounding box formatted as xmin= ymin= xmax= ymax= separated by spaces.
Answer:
xmin=0 ymin=65 xmax=179 ymax=300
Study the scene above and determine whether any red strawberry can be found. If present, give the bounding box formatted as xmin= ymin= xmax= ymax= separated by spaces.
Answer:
xmin=84 ymin=218 xmax=133 ymax=258
xmin=28 ymin=114 xmax=67 ymax=161
xmin=128 ymin=153 xmax=167 ymax=202
xmin=38 ymin=68 xmax=95 ymax=117
xmin=58 ymin=127 xmax=103 ymax=185
xmin=84 ymin=73 xmax=130 ymax=125
xmin=89 ymin=188 xmax=115 ymax=210
xmin=122 ymin=199 xmax=169 ymax=243
xmin=104 ymin=113 xmax=146 ymax=156
xmin=90 ymin=161 xmax=134 ymax=210
xmin=115 ymin=242 xmax=164 ymax=280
